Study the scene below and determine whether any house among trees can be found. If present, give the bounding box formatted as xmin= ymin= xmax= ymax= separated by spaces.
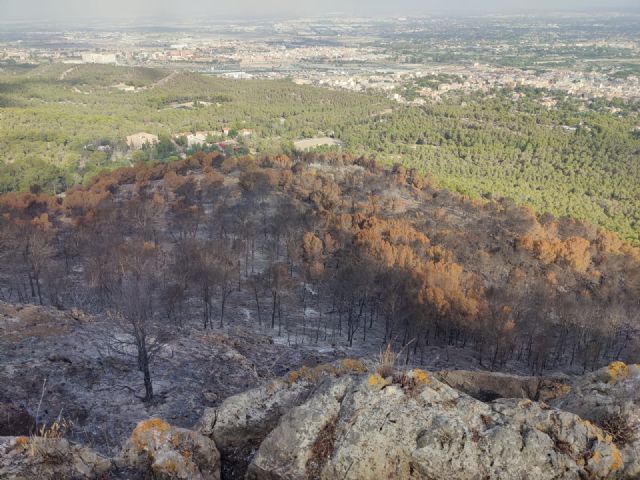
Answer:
xmin=186 ymin=132 xmax=208 ymax=147
xmin=239 ymin=128 xmax=253 ymax=138
xmin=173 ymin=131 xmax=220 ymax=148
xmin=126 ymin=132 xmax=159 ymax=150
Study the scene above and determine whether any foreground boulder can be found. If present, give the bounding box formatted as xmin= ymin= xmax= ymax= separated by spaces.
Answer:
xmin=199 ymin=379 xmax=314 ymax=477
xmin=120 ymin=418 xmax=220 ymax=480
xmin=246 ymin=376 xmax=352 ymax=479
xmin=0 ymin=436 xmax=112 ymax=479
xmin=552 ymin=362 xmax=640 ymax=478
xmin=1 ymin=418 xmax=220 ymax=480
xmin=243 ymin=369 xmax=630 ymax=479
xmin=199 ymin=360 xmax=367 ymax=478
xmin=199 ymin=376 xmax=314 ymax=451
xmin=199 ymin=360 xmax=368 ymax=450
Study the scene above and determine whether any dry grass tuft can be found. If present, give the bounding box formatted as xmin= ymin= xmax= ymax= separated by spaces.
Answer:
xmin=24 ymin=418 xmax=74 ymax=460
xmin=377 ymin=343 xmax=396 ymax=378
xmin=306 ymin=418 xmax=338 ymax=478
xmin=35 ymin=418 xmax=73 ymax=440
xmin=599 ymin=413 xmax=636 ymax=446
xmin=393 ymin=373 xmax=420 ymax=396
xmin=340 ymin=358 xmax=368 ymax=374
xmin=286 ymin=359 xmax=369 ymax=385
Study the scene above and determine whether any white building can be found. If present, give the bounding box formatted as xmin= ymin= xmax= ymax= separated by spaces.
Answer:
xmin=186 ymin=132 xmax=208 ymax=147
xmin=82 ymin=53 xmax=117 ymax=64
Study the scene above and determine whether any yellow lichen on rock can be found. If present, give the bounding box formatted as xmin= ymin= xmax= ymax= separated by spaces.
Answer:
xmin=340 ymin=358 xmax=368 ymax=374
xmin=123 ymin=420 xmax=220 ymax=479
xmin=130 ymin=418 xmax=171 ymax=451
xmin=578 ymin=418 xmax=611 ymax=443
xmin=610 ymin=445 xmax=624 ymax=472
xmin=13 ymin=436 xmax=29 ymax=450
xmin=411 ymin=369 xmax=431 ymax=384
xmin=590 ymin=450 xmax=601 ymax=463
xmin=368 ymin=373 xmax=391 ymax=390
xmin=606 ymin=361 xmax=629 ymax=382
xmin=516 ymin=399 xmax=534 ymax=411
xmin=137 ymin=418 xmax=171 ymax=433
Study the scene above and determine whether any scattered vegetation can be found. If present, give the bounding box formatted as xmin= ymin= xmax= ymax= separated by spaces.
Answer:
xmin=286 ymin=359 xmax=368 ymax=385
xmin=377 ymin=343 xmax=397 ymax=378
xmin=599 ymin=413 xmax=637 ymax=446
xmin=306 ymin=418 xmax=338 ymax=479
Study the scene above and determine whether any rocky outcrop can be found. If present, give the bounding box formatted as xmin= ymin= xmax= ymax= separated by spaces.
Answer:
xmin=0 ymin=302 xmax=89 ymax=344
xmin=0 ymin=404 xmax=34 ymax=436
xmin=239 ymin=369 xmax=633 ymax=479
xmin=2 ymin=363 xmax=638 ymax=480
xmin=120 ymin=418 xmax=220 ymax=480
xmin=434 ymin=369 xmax=571 ymax=402
xmin=1 ymin=418 xmax=221 ymax=480
xmin=199 ymin=360 xmax=367 ymax=478
xmin=199 ymin=360 xmax=367 ymax=450
xmin=199 ymin=377 xmax=314 ymax=451
xmin=0 ymin=436 xmax=112 ymax=479
xmin=247 ymin=376 xmax=353 ymax=480
xmin=552 ymin=362 xmax=640 ymax=478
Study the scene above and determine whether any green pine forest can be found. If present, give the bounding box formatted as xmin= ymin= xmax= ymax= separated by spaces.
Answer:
xmin=1 ymin=63 xmax=638 ymax=243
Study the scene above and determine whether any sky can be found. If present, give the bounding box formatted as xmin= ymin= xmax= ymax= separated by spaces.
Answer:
xmin=1 ymin=0 xmax=638 ymax=22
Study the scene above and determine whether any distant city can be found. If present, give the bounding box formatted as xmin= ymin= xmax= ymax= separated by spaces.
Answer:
xmin=2 ymin=14 xmax=639 ymax=102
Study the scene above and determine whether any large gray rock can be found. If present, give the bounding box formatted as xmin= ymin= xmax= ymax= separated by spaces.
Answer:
xmin=247 ymin=377 xmax=352 ymax=480
xmin=120 ymin=418 xmax=220 ymax=480
xmin=0 ymin=436 xmax=112 ymax=479
xmin=199 ymin=378 xmax=314 ymax=450
xmin=198 ymin=360 xmax=369 ymax=452
xmin=551 ymin=362 xmax=640 ymax=479
xmin=246 ymin=370 xmax=629 ymax=479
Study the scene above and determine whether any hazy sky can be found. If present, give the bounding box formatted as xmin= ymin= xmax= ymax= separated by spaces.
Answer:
xmin=1 ymin=0 xmax=637 ymax=22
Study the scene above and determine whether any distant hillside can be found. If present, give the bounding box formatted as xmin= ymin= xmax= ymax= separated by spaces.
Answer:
xmin=1 ymin=64 xmax=638 ymax=243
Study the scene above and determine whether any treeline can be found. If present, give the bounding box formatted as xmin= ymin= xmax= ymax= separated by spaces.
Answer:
xmin=340 ymin=90 xmax=640 ymax=243
xmin=1 ymin=151 xmax=638 ymax=400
